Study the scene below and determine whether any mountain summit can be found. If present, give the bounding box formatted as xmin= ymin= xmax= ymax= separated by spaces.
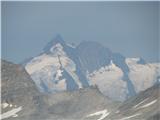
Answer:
xmin=43 ymin=34 xmax=66 ymax=53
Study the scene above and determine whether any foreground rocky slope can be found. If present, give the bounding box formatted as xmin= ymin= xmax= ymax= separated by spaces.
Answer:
xmin=1 ymin=60 xmax=42 ymax=119
xmin=105 ymin=83 xmax=160 ymax=120
xmin=38 ymin=86 xmax=119 ymax=120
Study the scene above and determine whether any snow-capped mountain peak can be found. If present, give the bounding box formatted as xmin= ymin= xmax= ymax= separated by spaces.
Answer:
xmin=24 ymin=35 xmax=159 ymax=101
xmin=25 ymin=35 xmax=87 ymax=93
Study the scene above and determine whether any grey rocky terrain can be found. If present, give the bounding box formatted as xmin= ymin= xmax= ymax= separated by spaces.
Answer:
xmin=1 ymin=60 xmax=42 ymax=119
xmin=1 ymin=60 xmax=119 ymax=120
xmin=106 ymin=83 xmax=160 ymax=120
xmin=1 ymin=60 xmax=159 ymax=120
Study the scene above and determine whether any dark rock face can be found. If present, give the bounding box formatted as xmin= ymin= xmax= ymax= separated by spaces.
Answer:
xmin=112 ymin=53 xmax=136 ymax=98
xmin=77 ymin=41 xmax=112 ymax=73
xmin=1 ymin=60 xmax=39 ymax=95
xmin=43 ymin=34 xmax=66 ymax=54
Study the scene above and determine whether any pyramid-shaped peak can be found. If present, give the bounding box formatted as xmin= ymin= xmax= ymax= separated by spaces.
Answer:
xmin=54 ymin=34 xmax=64 ymax=43
xmin=43 ymin=34 xmax=66 ymax=53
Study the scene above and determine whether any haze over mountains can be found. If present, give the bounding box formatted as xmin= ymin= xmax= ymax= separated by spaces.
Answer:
xmin=2 ymin=1 xmax=159 ymax=119
xmin=1 ymin=34 xmax=160 ymax=120
xmin=25 ymin=35 xmax=159 ymax=101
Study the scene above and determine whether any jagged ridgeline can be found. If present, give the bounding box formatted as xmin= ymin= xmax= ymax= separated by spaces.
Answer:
xmin=24 ymin=35 xmax=159 ymax=101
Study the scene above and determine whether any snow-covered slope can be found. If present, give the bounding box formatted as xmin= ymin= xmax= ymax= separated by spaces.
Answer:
xmin=88 ymin=58 xmax=159 ymax=101
xmin=126 ymin=58 xmax=159 ymax=93
xmin=25 ymin=35 xmax=89 ymax=93
xmin=87 ymin=60 xmax=128 ymax=101
xmin=25 ymin=44 xmax=78 ymax=92
xmin=24 ymin=35 xmax=160 ymax=101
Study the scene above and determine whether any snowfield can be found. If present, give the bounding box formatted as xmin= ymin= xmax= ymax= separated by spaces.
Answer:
xmin=25 ymin=43 xmax=78 ymax=92
xmin=87 ymin=58 xmax=159 ymax=101
xmin=126 ymin=58 xmax=159 ymax=93
xmin=87 ymin=61 xmax=128 ymax=101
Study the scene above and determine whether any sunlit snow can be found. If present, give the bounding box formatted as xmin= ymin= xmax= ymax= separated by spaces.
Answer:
xmin=1 ymin=106 xmax=22 ymax=119
xmin=139 ymin=99 xmax=157 ymax=109
xmin=25 ymin=43 xmax=78 ymax=92
xmin=2 ymin=103 xmax=9 ymax=109
xmin=9 ymin=104 xmax=13 ymax=107
xmin=87 ymin=61 xmax=127 ymax=101
xmin=133 ymin=98 xmax=149 ymax=108
xmin=126 ymin=58 xmax=159 ymax=93
xmin=119 ymin=113 xmax=141 ymax=120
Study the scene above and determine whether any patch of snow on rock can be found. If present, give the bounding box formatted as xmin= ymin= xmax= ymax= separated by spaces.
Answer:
xmin=2 ymin=103 xmax=9 ymax=109
xmin=119 ymin=113 xmax=141 ymax=120
xmin=139 ymin=99 xmax=157 ymax=109
xmin=133 ymin=98 xmax=149 ymax=108
xmin=87 ymin=109 xmax=110 ymax=120
xmin=1 ymin=106 xmax=22 ymax=119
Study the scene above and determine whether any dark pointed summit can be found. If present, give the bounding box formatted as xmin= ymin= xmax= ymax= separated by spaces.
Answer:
xmin=53 ymin=34 xmax=65 ymax=44
xmin=43 ymin=34 xmax=66 ymax=52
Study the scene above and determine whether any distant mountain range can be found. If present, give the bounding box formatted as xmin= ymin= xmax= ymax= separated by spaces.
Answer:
xmin=24 ymin=35 xmax=160 ymax=101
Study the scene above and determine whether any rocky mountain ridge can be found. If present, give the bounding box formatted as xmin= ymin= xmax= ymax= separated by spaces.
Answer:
xmin=24 ymin=35 xmax=159 ymax=101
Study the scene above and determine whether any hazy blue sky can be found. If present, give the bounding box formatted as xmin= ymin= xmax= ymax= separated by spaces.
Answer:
xmin=2 ymin=1 xmax=159 ymax=63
